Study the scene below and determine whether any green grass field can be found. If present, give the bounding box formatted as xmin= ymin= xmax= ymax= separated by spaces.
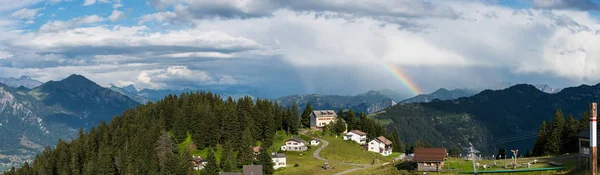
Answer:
xmin=176 ymin=134 xmax=223 ymax=161
xmin=320 ymin=136 xmax=394 ymax=164
xmin=275 ymin=146 xmax=356 ymax=175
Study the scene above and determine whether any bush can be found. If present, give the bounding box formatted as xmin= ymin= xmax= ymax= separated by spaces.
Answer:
xmin=294 ymin=163 xmax=299 ymax=167
xmin=396 ymin=161 xmax=418 ymax=171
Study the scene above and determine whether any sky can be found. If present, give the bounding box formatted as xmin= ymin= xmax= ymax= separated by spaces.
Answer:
xmin=0 ymin=0 xmax=600 ymax=98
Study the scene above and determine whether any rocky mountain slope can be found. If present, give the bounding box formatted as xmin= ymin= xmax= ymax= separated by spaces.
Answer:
xmin=0 ymin=75 xmax=139 ymax=169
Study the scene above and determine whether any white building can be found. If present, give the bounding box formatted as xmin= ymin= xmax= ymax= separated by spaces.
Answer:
xmin=310 ymin=139 xmax=320 ymax=146
xmin=271 ymin=153 xmax=287 ymax=169
xmin=343 ymin=130 xmax=368 ymax=145
xmin=310 ymin=110 xmax=337 ymax=130
xmin=281 ymin=137 xmax=308 ymax=152
xmin=368 ymin=136 xmax=393 ymax=156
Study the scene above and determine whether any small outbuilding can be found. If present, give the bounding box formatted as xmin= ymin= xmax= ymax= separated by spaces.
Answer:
xmin=413 ymin=148 xmax=447 ymax=172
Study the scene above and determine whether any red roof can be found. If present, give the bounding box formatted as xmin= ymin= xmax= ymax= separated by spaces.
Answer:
xmin=376 ymin=136 xmax=392 ymax=145
xmin=413 ymin=148 xmax=447 ymax=162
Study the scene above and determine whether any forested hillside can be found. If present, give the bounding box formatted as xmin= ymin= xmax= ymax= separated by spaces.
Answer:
xmin=374 ymin=83 xmax=600 ymax=153
xmin=3 ymin=92 xmax=303 ymax=174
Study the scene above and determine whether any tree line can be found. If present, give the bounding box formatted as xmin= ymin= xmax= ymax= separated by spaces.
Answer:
xmin=532 ymin=109 xmax=589 ymax=156
xmin=4 ymin=92 xmax=301 ymax=175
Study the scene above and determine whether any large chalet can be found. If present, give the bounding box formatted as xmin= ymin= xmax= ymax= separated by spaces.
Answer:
xmin=309 ymin=110 xmax=337 ymax=130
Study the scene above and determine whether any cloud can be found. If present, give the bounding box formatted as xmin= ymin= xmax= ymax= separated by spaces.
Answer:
xmin=136 ymin=66 xmax=239 ymax=89
xmin=140 ymin=0 xmax=459 ymax=24
xmin=0 ymin=51 xmax=12 ymax=59
xmin=11 ymin=8 xmax=42 ymax=19
xmin=39 ymin=15 xmax=105 ymax=32
xmin=532 ymin=0 xmax=600 ymax=11
xmin=83 ymin=0 xmax=110 ymax=6
xmin=109 ymin=10 xmax=125 ymax=22
xmin=0 ymin=0 xmax=42 ymax=12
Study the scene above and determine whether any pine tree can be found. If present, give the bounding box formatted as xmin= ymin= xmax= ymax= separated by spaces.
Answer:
xmin=390 ymin=128 xmax=404 ymax=153
xmin=448 ymin=146 xmax=460 ymax=157
xmin=221 ymin=142 xmax=237 ymax=172
xmin=533 ymin=121 xmax=548 ymax=156
xmin=496 ymin=146 xmax=506 ymax=160
xmin=202 ymin=148 xmax=220 ymax=175
xmin=546 ymin=109 xmax=565 ymax=155
xmin=301 ymin=102 xmax=313 ymax=128
xmin=289 ymin=102 xmax=300 ymax=134
xmin=178 ymin=148 xmax=193 ymax=175
xmin=579 ymin=111 xmax=590 ymax=132
xmin=237 ymin=128 xmax=255 ymax=167
xmin=562 ymin=115 xmax=578 ymax=154
xmin=256 ymin=144 xmax=274 ymax=175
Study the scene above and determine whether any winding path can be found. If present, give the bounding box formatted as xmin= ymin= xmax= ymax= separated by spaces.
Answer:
xmin=300 ymin=131 xmax=391 ymax=175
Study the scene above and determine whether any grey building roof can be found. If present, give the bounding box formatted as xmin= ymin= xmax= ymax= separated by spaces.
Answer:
xmin=311 ymin=110 xmax=337 ymax=118
xmin=287 ymin=136 xmax=306 ymax=143
xmin=243 ymin=165 xmax=263 ymax=175
xmin=219 ymin=173 xmax=242 ymax=175
xmin=271 ymin=153 xmax=286 ymax=158
xmin=578 ymin=129 xmax=599 ymax=140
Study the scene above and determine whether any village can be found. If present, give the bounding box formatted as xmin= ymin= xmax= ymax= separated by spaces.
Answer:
xmin=181 ymin=109 xmax=599 ymax=175
xmin=183 ymin=110 xmax=453 ymax=175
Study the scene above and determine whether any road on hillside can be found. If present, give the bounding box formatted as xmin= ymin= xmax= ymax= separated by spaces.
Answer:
xmin=300 ymin=130 xmax=392 ymax=175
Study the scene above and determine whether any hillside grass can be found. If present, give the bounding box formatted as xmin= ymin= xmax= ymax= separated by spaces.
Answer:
xmin=320 ymin=135 xmax=393 ymax=164
xmin=176 ymin=133 xmax=223 ymax=161
xmin=275 ymin=146 xmax=355 ymax=175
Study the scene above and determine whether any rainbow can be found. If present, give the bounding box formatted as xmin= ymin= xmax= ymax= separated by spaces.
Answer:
xmin=380 ymin=64 xmax=424 ymax=95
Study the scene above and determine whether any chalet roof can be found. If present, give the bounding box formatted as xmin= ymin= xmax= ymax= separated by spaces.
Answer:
xmin=243 ymin=165 xmax=263 ymax=175
xmin=413 ymin=148 xmax=447 ymax=162
xmin=271 ymin=153 xmax=286 ymax=158
xmin=252 ymin=146 xmax=261 ymax=153
xmin=347 ymin=130 xmax=367 ymax=136
xmin=287 ymin=137 xmax=306 ymax=143
xmin=312 ymin=110 xmax=337 ymax=118
xmin=578 ymin=129 xmax=600 ymax=140
xmin=375 ymin=136 xmax=392 ymax=145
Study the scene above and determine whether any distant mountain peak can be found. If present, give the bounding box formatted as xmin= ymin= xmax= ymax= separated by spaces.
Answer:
xmin=122 ymin=84 xmax=138 ymax=93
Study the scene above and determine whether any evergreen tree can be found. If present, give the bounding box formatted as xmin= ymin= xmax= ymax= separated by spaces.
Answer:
xmin=390 ymin=128 xmax=404 ymax=153
xmin=562 ymin=115 xmax=578 ymax=153
xmin=301 ymin=102 xmax=313 ymax=128
xmin=448 ymin=146 xmax=460 ymax=157
xmin=579 ymin=111 xmax=590 ymax=132
xmin=202 ymin=148 xmax=220 ymax=175
xmin=178 ymin=148 xmax=193 ymax=175
xmin=414 ymin=140 xmax=431 ymax=148
xmin=289 ymin=102 xmax=300 ymax=134
xmin=237 ymin=128 xmax=255 ymax=167
xmin=546 ymin=109 xmax=565 ymax=155
xmin=496 ymin=146 xmax=506 ymax=160
xmin=525 ymin=150 xmax=533 ymax=157
xmin=221 ymin=142 xmax=237 ymax=172
xmin=533 ymin=121 xmax=548 ymax=156
xmin=256 ymin=144 xmax=275 ymax=175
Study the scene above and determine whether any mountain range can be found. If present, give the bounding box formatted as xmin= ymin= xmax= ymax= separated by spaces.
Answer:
xmin=109 ymin=84 xmax=267 ymax=104
xmin=373 ymin=83 xmax=596 ymax=153
xmin=276 ymin=90 xmax=398 ymax=114
xmin=399 ymin=84 xmax=562 ymax=104
xmin=0 ymin=76 xmax=43 ymax=89
xmin=0 ymin=75 xmax=139 ymax=169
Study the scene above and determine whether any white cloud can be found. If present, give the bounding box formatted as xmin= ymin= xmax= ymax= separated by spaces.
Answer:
xmin=137 ymin=66 xmax=217 ymax=89
xmin=83 ymin=0 xmax=110 ymax=6
xmin=39 ymin=15 xmax=105 ymax=32
xmin=0 ymin=0 xmax=42 ymax=12
xmin=25 ymin=20 xmax=34 ymax=24
xmin=0 ymin=51 xmax=13 ymax=59
xmin=138 ymin=11 xmax=179 ymax=24
xmin=109 ymin=10 xmax=125 ymax=22
xmin=163 ymin=52 xmax=233 ymax=58
xmin=113 ymin=3 xmax=123 ymax=9
xmin=11 ymin=8 xmax=42 ymax=19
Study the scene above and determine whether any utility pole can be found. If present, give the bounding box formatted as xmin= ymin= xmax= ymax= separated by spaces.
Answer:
xmin=468 ymin=142 xmax=480 ymax=175
xmin=591 ymin=102 xmax=597 ymax=175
